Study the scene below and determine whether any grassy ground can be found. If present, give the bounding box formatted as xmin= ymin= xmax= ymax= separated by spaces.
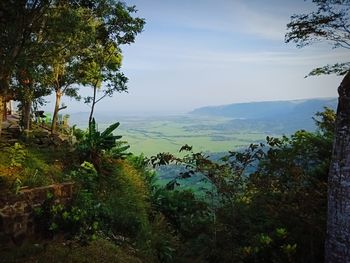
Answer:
xmin=0 ymin=141 xmax=75 ymax=192
xmin=0 ymin=239 xmax=143 ymax=263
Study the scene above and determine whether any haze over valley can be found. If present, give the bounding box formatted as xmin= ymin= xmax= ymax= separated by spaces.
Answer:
xmin=70 ymin=97 xmax=337 ymax=156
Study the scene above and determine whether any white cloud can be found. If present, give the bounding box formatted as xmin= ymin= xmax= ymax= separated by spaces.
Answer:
xmin=123 ymin=40 xmax=348 ymax=72
xmin=131 ymin=0 xmax=292 ymax=41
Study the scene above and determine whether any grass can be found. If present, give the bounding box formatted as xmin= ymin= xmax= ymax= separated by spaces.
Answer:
xmin=0 ymin=239 xmax=143 ymax=263
xmin=0 ymin=142 xmax=76 ymax=191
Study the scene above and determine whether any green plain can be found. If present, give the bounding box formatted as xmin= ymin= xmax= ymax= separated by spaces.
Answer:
xmin=91 ymin=115 xmax=272 ymax=157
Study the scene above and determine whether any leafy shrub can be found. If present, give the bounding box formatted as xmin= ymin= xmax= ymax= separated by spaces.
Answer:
xmin=99 ymin=160 xmax=150 ymax=238
xmin=35 ymin=157 xmax=161 ymax=259
xmin=148 ymin=109 xmax=335 ymax=262
xmin=146 ymin=213 xmax=179 ymax=263
xmin=8 ymin=143 xmax=27 ymax=168
xmin=34 ymin=190 xmax=100 ymax=242
xmin=76 ymin=119 xmax=130 ymax=170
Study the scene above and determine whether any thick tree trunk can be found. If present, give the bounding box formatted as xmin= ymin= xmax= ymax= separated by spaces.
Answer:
xmin=22 ymin=100 xmax=32 ymax=131
xmin=325 ymin=71 xmax=350 ymax=263
xmin=51 ymin=90 xmax=62 ymax=134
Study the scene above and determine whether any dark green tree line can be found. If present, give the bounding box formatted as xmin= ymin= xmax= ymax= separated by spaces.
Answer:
xmin=149 ymin=109 xmax=334 ymax=262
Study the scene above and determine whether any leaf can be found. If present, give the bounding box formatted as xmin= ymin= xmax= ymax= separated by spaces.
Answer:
xmin=101 ymin=122 xmax=120 ymax=137
xmin=179 ymin=144 xmax=193 ymax=152
xmin=307 ymin=63 xmax=350 ymax=77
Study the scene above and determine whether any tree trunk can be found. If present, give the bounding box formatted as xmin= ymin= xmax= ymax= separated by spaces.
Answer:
xmin=0 ymin=75 xmax=10 ymax=137
xmin=88 ymin=85 xmax=97 ymax=133
xmin=325 ymin=71 xmax=350 ymax=263
xmin=0 ymin=95 xmax=4 ymax=137
xmin=51 ymin=90 xmax=62 ymax=134
xmin=22 ymin=99 xmax=32 ymax=131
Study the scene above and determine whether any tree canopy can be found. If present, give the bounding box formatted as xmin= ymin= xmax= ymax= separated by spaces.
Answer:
xmin=285 ymin=0 xmax=350 ymax=76
xmin=0 ymin=0 xmax=145 ymax=134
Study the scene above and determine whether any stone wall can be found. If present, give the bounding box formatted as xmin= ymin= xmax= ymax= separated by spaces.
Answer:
xmin=0 ymin=183 xmax=74 ymax=244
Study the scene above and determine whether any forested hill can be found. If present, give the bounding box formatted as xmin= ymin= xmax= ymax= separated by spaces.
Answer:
xmin=190 ymin=98 xmax=337 ymax=119
xmin=189 ymin=98 xmax=337 ymax=134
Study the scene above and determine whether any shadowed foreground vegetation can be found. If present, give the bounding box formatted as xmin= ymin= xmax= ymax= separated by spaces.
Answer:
xmin=0 ymin=108 xmax=334 ymax=262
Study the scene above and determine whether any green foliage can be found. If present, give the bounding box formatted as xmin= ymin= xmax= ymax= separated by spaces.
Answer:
xmin=285 ymin=0 xmax=350 ymax=75
xmin=151 ymin=188 xmax=213 ymax=261
xmin=20 ymin=145 xmax=73 ymax=186
xmin=152 ymin=188 xmax=210 ymax=237
xmin=313 ymin=107 xmax=336 ymax=137
xmin=0 ymin=143 xmax=66 ymax=191
xmin=76 ymin=119 xmax=130 ymax=169
xmin=34 ymin=189 xmax=100 ymax=242
xmin=308 ymin=62 xmax=350 ymax=76
xmin=74 ymin=1 xmax=145 ymax=124
xmin=285 ymin=0 xmax=350 ymax=48
xmin=240 ymin=229 xmax=297 ymax=263
xmin=1 ymin=0 xmax=145 ymax=134
xmin=21 ymin=169 xmax=51 ymax=188
xmin=146 ymin=214 xmax=179 ymax=263
xmin=99 ymin=160 xmax=150 ymax=239
xmin=149 ymin=109 xmax=335 ymax=262
xmin=32 ymin=153 xmax=173 ymax=261
xmin=0 ymin=108 xmax=336 ymax=263
xmin=8 ymin=143 xmax=27 ymax=168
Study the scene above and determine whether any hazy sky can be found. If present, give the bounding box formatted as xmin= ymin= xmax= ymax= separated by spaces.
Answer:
xmin=48 ymin=0 xmax=348 ymax=114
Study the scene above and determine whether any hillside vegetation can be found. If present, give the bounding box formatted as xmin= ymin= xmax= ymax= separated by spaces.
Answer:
xmin=0 ymin=0 xmax=347 ymax=261
xmin=0 ymin=108 xmax=334 ymax=262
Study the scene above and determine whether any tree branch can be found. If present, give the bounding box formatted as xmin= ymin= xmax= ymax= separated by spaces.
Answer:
xmin=58 ymin=105 xmax=67 ymax=111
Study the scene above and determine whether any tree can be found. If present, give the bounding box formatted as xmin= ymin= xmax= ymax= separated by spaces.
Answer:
xmin=39 ymin=3 xmax=96 ymax=134
xmin=0 ymin=0 xmax=86 ymax=134
xmin=12 ymin=65 xmax=51 ymax=131
xmin=80 ymin=43 xmax=128 ymax=127
xmin=76 ymin=1 xmax=144 ymax=130
xmin=0 ymin=0 xmax=144 ymax=136
xmin=286 ymin=1 xmax=350 ymax=262
xmin=285 ymin=0 xmax=350 ymax=76
xmin=0 ymin=0 xmax=52 ymax=136
xmin=149 ymin=109 xmax=335 ymax=262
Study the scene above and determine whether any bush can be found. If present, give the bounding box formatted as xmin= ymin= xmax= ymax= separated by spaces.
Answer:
xmin=75 ymin=119 xmax=130 ymax=170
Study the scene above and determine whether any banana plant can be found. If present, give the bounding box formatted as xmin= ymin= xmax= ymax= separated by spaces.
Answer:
xmin=77 ymin=118 xmax=130 ymax=169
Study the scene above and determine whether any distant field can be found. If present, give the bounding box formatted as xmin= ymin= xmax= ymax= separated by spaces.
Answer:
xmin=70 ymin=98 xmax=333 ymax=157
xmin=71 ymin=98 xmax=329 ymax=157
xmin=74 ymin=113 xmax=299 ymax=191
xmin=71 ymin=101 xmax=327 ymax=190
xmin=90 ymin=115 xmax=273 ymax=156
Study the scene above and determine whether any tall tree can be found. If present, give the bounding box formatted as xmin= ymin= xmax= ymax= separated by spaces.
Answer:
xmin=0 ymin=0 xmax=51 ymax=136
xmin=12 ymin=66 xmax=51 ymax=131
xmin=76 ymin=1 xmax=144 ymax=129
xmin=80 ymin=43 xmax=128 ymax=127
xmin=0 ymin=0 xmax=144 ymax=136
xmin=40 ymin=3 xmax=96 ymax=133
xmin=286 ymin=1 xmax=350 ymax=262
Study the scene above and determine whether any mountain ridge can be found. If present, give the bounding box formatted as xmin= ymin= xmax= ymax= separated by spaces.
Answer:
xmin=190 ymin=98 xmax=337 ymax=120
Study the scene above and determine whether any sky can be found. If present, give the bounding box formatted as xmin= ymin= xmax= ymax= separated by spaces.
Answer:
xmin=47 ymin=0 xmax=348 ymax=115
